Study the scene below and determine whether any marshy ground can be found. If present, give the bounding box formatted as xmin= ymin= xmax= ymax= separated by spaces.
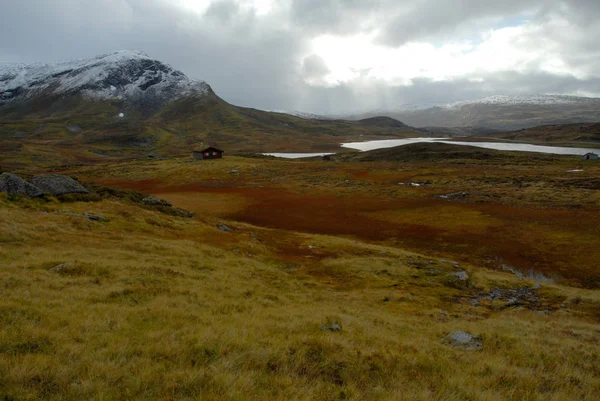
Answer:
xmin=1 ymin=144 xmax=599 ymax=400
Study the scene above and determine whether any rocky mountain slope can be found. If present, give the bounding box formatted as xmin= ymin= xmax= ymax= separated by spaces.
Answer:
xmin=0 ymin=50 xmax=210 ymax=116
xmin=0 ymin=51 xmax=420 ymax=169
xmin=351 ymin=95 xmax=600 ymax=130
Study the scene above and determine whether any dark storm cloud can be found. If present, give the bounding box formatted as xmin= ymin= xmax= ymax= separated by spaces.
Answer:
xmin=1 ymin=0 xmax=600 ymax=114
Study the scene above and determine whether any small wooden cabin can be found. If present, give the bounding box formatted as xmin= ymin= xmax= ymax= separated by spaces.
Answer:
xmin=582 ymin=152 xmax=598 ymax=160
xmin=193 ymin=147 xmax=224 ymax=160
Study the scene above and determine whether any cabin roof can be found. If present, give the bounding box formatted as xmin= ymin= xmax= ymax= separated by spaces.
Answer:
xmin=193 ymin=147 xmax=224 ymax=153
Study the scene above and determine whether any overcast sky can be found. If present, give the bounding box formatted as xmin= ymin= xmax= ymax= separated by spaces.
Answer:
xmin=2 ymin=0 xmax=600 ymax=114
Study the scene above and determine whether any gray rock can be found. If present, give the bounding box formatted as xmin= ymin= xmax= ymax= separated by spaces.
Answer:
xmin=49 ymin=262 xmax=73 ymax=273
xmin=442 ymin=331 xmax=482 ymax=350
xmin=141 ymin=196 xmax=172 ymax=207
xmin=504 ymin=297 xmax=522 ymax=307
xmin=439 ymin=191 xmax=468 ymax=199
xmin=444 ymin=271 xmax=471 ymax=289
xmin=31 ymin=174 xmax=89 ymax=196
xmin=217 ymin=224 xmax=232 ymax=232
xmin=448 ymin=271 xmax=469 ymax=281
xmin=84 ymin=212 xmax=109 ymax=222
xmin=0 ymin=173 xmax=43 ymax=198
xmin=320 ymin=323 xmax=342 ymax=332
xmin=228 ymin=170 xmax=240 ymax=174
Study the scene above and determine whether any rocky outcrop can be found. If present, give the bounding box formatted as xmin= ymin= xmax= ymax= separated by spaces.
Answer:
xmin=141 ymin=196 xmax=172 ymax=207
xmin=0 ymin=173 xmax=43 ymax=198
xmin=31 ymin=174 xmax=89 ymax=196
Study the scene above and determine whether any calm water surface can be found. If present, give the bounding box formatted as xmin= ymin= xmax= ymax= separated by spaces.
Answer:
xmin=342 ymin=138 xmax=600 ymax=155
xmin=262 ymin=138 xmax=599 ymax=158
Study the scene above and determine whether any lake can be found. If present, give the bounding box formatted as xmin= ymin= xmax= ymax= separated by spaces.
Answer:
xmin=262 ymin=152 xmax=334 ymax=159
xmin=342 ymin=138 xmax=600 ymax=155
xmin=262 ymin=138 xmax=600 ymax=158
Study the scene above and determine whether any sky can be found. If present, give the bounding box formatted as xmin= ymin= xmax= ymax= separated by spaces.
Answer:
xmin=1 ymin=0 xmax=600 ymax=114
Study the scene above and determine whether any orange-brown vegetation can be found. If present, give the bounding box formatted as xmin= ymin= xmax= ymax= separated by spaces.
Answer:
xmin=78 ymin=152 xmax=600 ymax=288
xmin=2 ymin=146 xmax=599 ymax=400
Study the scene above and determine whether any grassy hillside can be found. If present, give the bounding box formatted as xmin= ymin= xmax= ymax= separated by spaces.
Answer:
xmin=0 ymin=93 xmax=422 ymax=170
xmin=488 ymin=123 xmax=600 ymax=145
xmin=1 ymin=174 xmax=600 ymax=400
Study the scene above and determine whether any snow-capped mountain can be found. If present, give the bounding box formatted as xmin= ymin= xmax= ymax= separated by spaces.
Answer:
xmin=347 ymin=95 xmax=600 ymax=130
xmin=0 ymin=50 xmax=210 ymax=105
xmin=445 ymin=94 xmax=600 ymax=109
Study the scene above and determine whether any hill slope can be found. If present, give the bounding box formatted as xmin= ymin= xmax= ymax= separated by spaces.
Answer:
xmin=488 ymin=123 xmax=600 ymax=145
xmin=0 ymin=52 xmax=422 ymax=169
xmin=351 ymin=95 xmax=600 ymax=130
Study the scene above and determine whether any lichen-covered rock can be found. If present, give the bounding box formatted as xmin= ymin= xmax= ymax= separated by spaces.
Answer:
xmin=217 ymin=224 xmax=232 ymax=232
xmin=444 ymin=271 xmax=470 ymax=289
xmin=0 ymin=173 xmax=43 ymax=198
xmin=84 ymin=212 xmax=109 ymax=222
xmin=141 ymin=196 xmax=172 ymax=207
xmin=31 ymin=174 xmax=89 ymax=196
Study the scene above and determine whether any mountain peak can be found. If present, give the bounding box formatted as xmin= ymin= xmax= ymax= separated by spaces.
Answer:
xmin=0 ymin=51 xmax=210 ymax=106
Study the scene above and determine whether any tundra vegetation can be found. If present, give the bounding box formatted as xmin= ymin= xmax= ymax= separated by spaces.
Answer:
xmin=1 ymin=144 xmax=599 ymax=400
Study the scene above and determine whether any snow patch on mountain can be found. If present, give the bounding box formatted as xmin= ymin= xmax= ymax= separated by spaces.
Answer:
xmin=0 ymin=50 xmax=209 ymax=103
xmin=445 ymin=94 xmax=599 ymax=109
xmin=268 ymin=109 xmax=331 ymax=120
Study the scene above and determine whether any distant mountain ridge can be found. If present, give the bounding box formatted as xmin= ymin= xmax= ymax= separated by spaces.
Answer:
xmin=346 ymin=95 xmax=600 ymax=130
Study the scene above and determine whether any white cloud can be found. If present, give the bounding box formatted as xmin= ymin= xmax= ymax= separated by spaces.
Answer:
xmin=1 ymin=0 xmax=600 ymax=113
xmin=304 ymin=11 xmax=600 ymax=91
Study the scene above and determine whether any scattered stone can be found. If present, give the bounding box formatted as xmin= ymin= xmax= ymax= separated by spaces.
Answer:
xmin=321 ymin=323 xmax=342 ymax=332
xmin=398 ymin=181 xmax=432 ymax=187
xmin=439 ymin=191 xmax=468 ymax=199
xmin=172 ymin=208 xmax=195 ymax=218
xmin=141 ymin=196 xmax=172 ymax=207
xmin=84 ymin=212 xmax=109 ymax=222
xmin=0 ymin=173 xmax=44 ymax=198
xmin=444 ymin=271 xmax=470 ymax=289
xmin=438 ymin=259 xmax=460 ymax=266
xmin=468 ymin=286 xmax=541 ymax=310
xmin=228 ymin=170 xmax=240 ymax=174
xmin=449 ymin=271 xmax=469 ymax=281
xmin=49 ymin=262 xmax=73 ymax=273
xmin=217 ymin=224 xmax=232 ymax=232
xmin=504 ymin=297 xmax=523 ymax=307
xmin=31 ymin=174 xmax=89 ymax=196
xmin=442 ymin=331 xmax=483 ymax=350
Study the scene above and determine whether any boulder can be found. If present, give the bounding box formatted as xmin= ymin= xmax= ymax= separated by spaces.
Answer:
xmin=49 ymin=262 xmax=74 ymax=273
xmin=444 ymin=271 xmax=470 ymax=289
xmin=217 ymin=224 xmax=232 ymax=232
xmin=320 ymin=323 xmax=342 ymax=332
xmin=31 ymin=174 xmax=89 ymax=196
xmin=0 ymin=173 xmax=43 ymax=198
xmin=141 ymin=196 xmax=172 ymax=207
xmin=441 ymin=331 xmax=482 ymax=350
xmin=84 ymin=212 xmax=109 ymax=222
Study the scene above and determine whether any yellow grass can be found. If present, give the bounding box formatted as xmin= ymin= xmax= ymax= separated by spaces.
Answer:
xmin=1 ymin=185 xmax=600 ymax=400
